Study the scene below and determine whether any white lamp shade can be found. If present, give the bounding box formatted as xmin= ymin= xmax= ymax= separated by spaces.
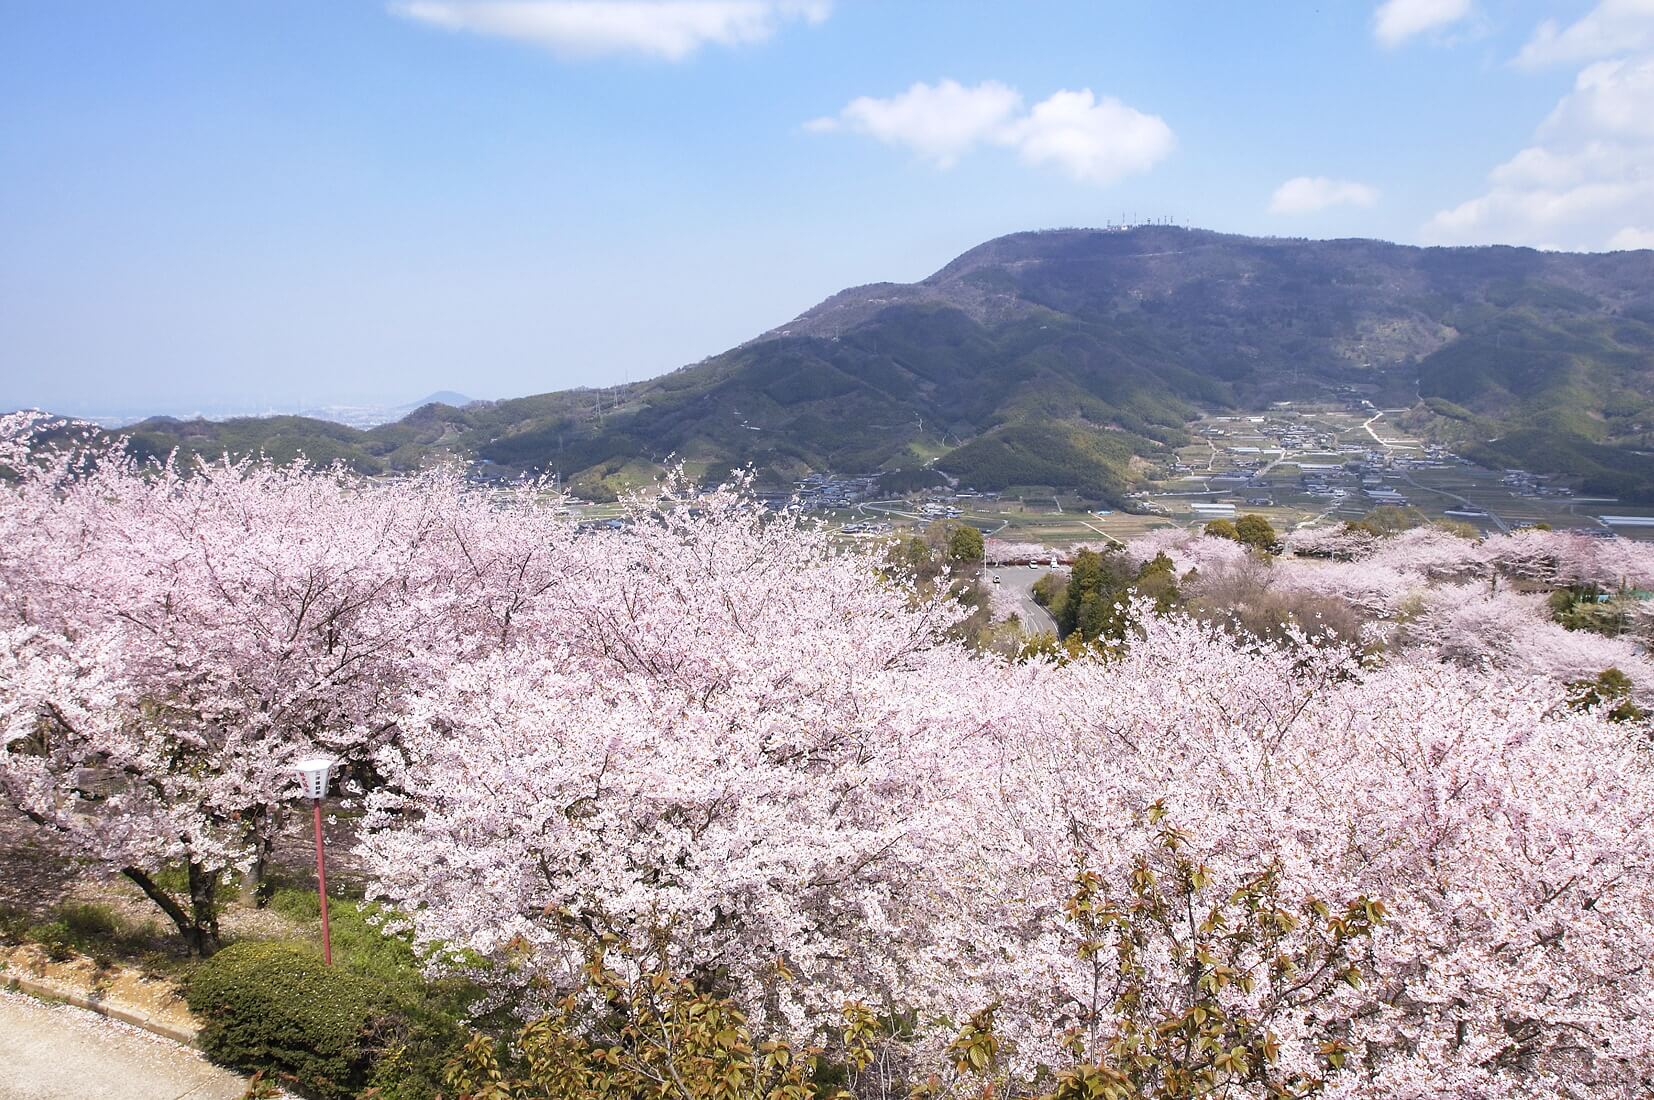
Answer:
xmin=295 ymin=757 xmax=336 ymax=800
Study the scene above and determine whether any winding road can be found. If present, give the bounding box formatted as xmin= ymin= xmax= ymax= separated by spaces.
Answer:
xmin=990 ymin=565 xmax=1062 ymax=635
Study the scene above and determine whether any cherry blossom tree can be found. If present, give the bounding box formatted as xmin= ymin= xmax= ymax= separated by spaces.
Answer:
xmin=363 ymin=488 xmax=1654 ymax=1095
xmin=1131 ymin=522 xmax=1654 ymax=697
xmin=947 ymin=608 xmax=1654 ymax=1097
xmin=359 ymin=480 xmax=994 ymax=1031
xmin=5 ymin=423 xmax=1652 ymax=1096
xmin=0 ymin=437 xmax=511 ymax=950
xmin=1283 ymin=523 xmax=1380 ymax=561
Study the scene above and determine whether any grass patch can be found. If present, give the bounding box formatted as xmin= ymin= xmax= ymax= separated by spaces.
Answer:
xmin=5 ymin=900 xmax=163 ymax=967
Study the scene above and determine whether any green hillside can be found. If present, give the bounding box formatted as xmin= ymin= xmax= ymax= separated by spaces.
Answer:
xmin=95 ymin=227 xmax=1654 ymax=502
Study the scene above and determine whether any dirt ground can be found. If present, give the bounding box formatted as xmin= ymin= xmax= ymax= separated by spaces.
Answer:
xmin=0 ymin=802 xmax=90 ymax=920
xmin=1 ymin=800 xmax=369 ymax=956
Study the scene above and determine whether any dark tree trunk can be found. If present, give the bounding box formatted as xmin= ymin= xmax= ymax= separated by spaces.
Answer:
xmin=236 ymin=810 xmax=276 ymax=909
xmin=187 ymin=861 xmax=221 ymax=951
xmin=238 ymin=845 xmax=273 ymax=908
xmin=123 ymin=864 xmax=222 ymax=957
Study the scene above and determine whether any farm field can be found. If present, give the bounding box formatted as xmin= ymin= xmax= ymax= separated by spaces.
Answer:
xmin=834 ymin=404 xmax=1654 ymax=546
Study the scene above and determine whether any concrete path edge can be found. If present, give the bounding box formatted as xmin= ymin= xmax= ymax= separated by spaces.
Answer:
xmin=0 ymin=943 xmax=202 ymax=1047
xmin=3 ymin=971 xmax=200 ymax=1046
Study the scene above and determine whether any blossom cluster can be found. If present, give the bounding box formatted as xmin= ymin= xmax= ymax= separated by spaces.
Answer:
xmin=0 ymin=430 xmax=569 ymax=874
xmin=2 ymin=431 xmax=1650 ymax=1096
xmin=1124 ymin=523 xmax=1654 ymax=694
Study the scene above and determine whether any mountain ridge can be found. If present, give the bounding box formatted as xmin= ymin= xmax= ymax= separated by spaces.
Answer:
xmin=49 ymin=226 xmax=1654 ymax=502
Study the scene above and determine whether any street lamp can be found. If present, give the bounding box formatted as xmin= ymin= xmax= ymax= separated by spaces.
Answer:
xmin=294 ymin=756 xmax=336 ymax=966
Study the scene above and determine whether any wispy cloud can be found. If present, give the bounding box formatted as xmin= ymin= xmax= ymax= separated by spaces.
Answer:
xmin=390 ymin=0 xmax=830 ymax=60
xmin=1003 ymin=89 xmax=1177 ymax=185
xmin=1514 ymin=0 xmax=1654 ymax=68
xmin=1428 ymin=0 xmax=1654 ymax=248
xmin=1268 ymin=176 xmax=1379 ymax=215
xmin=804 ymin=80 xmax=1023 ymax=168
xmin=807 ymin=80 xmax=1174 ymax=186
xmin=1609 ymin=225 xmax=1654 ymax=249
xmin=1371 ymin=0 xmax=1472 ymax=47
xmin=1426 ymin=54 xmax=1654 ymax=249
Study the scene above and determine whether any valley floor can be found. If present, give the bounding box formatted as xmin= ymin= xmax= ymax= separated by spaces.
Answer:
xmin=820 ymin=403 xmax=1654 ymax=548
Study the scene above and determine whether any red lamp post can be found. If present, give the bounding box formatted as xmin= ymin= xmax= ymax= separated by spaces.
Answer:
xmin=294 ymin=757 xmax=336 ymax=966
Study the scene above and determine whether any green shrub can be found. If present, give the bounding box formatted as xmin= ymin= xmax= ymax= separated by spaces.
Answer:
xmin=1361 ymin=505 xmax=1428 ymax=533
xmin=1234 ymin=512 xmax=1278 ymax=550
xmin=187 ymin=941 xmax=384 ymax=1100
xmin=1568 ymin=667 xmax=1647 ymax=723
xmin=364 ymin=1008 xmax=467 ymax=1100
xmin=327 ymin=902 xmax=471 ymax=1100
xmin=248 ymin=893 xmax=479 ymax=1098
xmin=1030 ymin=571 xmax=1065 ymax=609
xmin=1203 ymin=517 xmax=1238 ymax=540
xmin=26 ymin=920 xmax=76 ymax=961
xmin=946 ymin=523 xmax=985 ymax=564
xmin=324 ymin=902 xmax=421 ymax=991
xmin=269 ymin=889 xmax=455 ymax=1004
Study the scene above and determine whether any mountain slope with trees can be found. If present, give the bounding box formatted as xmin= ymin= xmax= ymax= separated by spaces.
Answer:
xmin=99 ymin=226 xmax=1654 ymax=501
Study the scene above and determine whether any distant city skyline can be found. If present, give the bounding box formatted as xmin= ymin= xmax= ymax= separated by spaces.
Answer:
xmin=4 ymin=1 xmax=1651 ymax=417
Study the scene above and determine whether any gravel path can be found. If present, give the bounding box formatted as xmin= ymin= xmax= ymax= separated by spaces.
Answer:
xmin=0 ymin=989 xmax=251 ymax=1100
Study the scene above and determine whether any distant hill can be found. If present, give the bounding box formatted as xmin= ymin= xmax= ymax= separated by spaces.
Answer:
xmin=297 ymin=391 xmax=478 ymax=429
xmin=80 ymin=227 xmax=1654 ymax=502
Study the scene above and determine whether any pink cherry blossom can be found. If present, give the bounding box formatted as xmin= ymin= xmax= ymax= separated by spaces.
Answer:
xmin=4 ymin=427 xmax=1652 ymax=1095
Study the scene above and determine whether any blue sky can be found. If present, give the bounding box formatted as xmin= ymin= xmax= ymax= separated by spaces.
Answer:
xmin=3 ymin=1 xmax=1651 ymax=417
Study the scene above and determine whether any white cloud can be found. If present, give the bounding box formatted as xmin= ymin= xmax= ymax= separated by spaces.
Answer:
xmin=389 ymin=0 xmax=829 ymax=60
xmin=808 ymin=80 xmax=1174 ymax=185
xmin=806 ymin=80 xmax=1023 ymax=168
xmin=1268 ymin=176 xmax=1380 ymax=214
xmin=1372 ymin=0 xmax=1473 ymax=47
xmin=1002 ymin=89 xmax=1176 ymax=185
xmin=1514 ymin=0 xmax=1654 ymax=68
xmin=1541 ymin=56 xmax=1654 ymax=140
xmin=1609 ymin=225 xmax=1654 ymax=249
xmin=1425 ymin=54 xmax=1654 ymax=249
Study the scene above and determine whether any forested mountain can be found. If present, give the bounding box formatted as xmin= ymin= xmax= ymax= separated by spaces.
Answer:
xmin=98 ymin=226 xmax=1654 ymax=502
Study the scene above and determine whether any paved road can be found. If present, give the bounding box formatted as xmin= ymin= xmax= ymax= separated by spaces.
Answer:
xmin=1361 ymin=410 xmax=1389 ymax=448
xmin=0 ymin=989 xmax=250 ymax=1100
xmin=991 ymin=565 xmax=1062 ymax=635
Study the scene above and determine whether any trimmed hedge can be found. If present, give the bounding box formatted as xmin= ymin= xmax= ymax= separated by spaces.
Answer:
xmin=187 ymin=941 xmax=382 ymax=1100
